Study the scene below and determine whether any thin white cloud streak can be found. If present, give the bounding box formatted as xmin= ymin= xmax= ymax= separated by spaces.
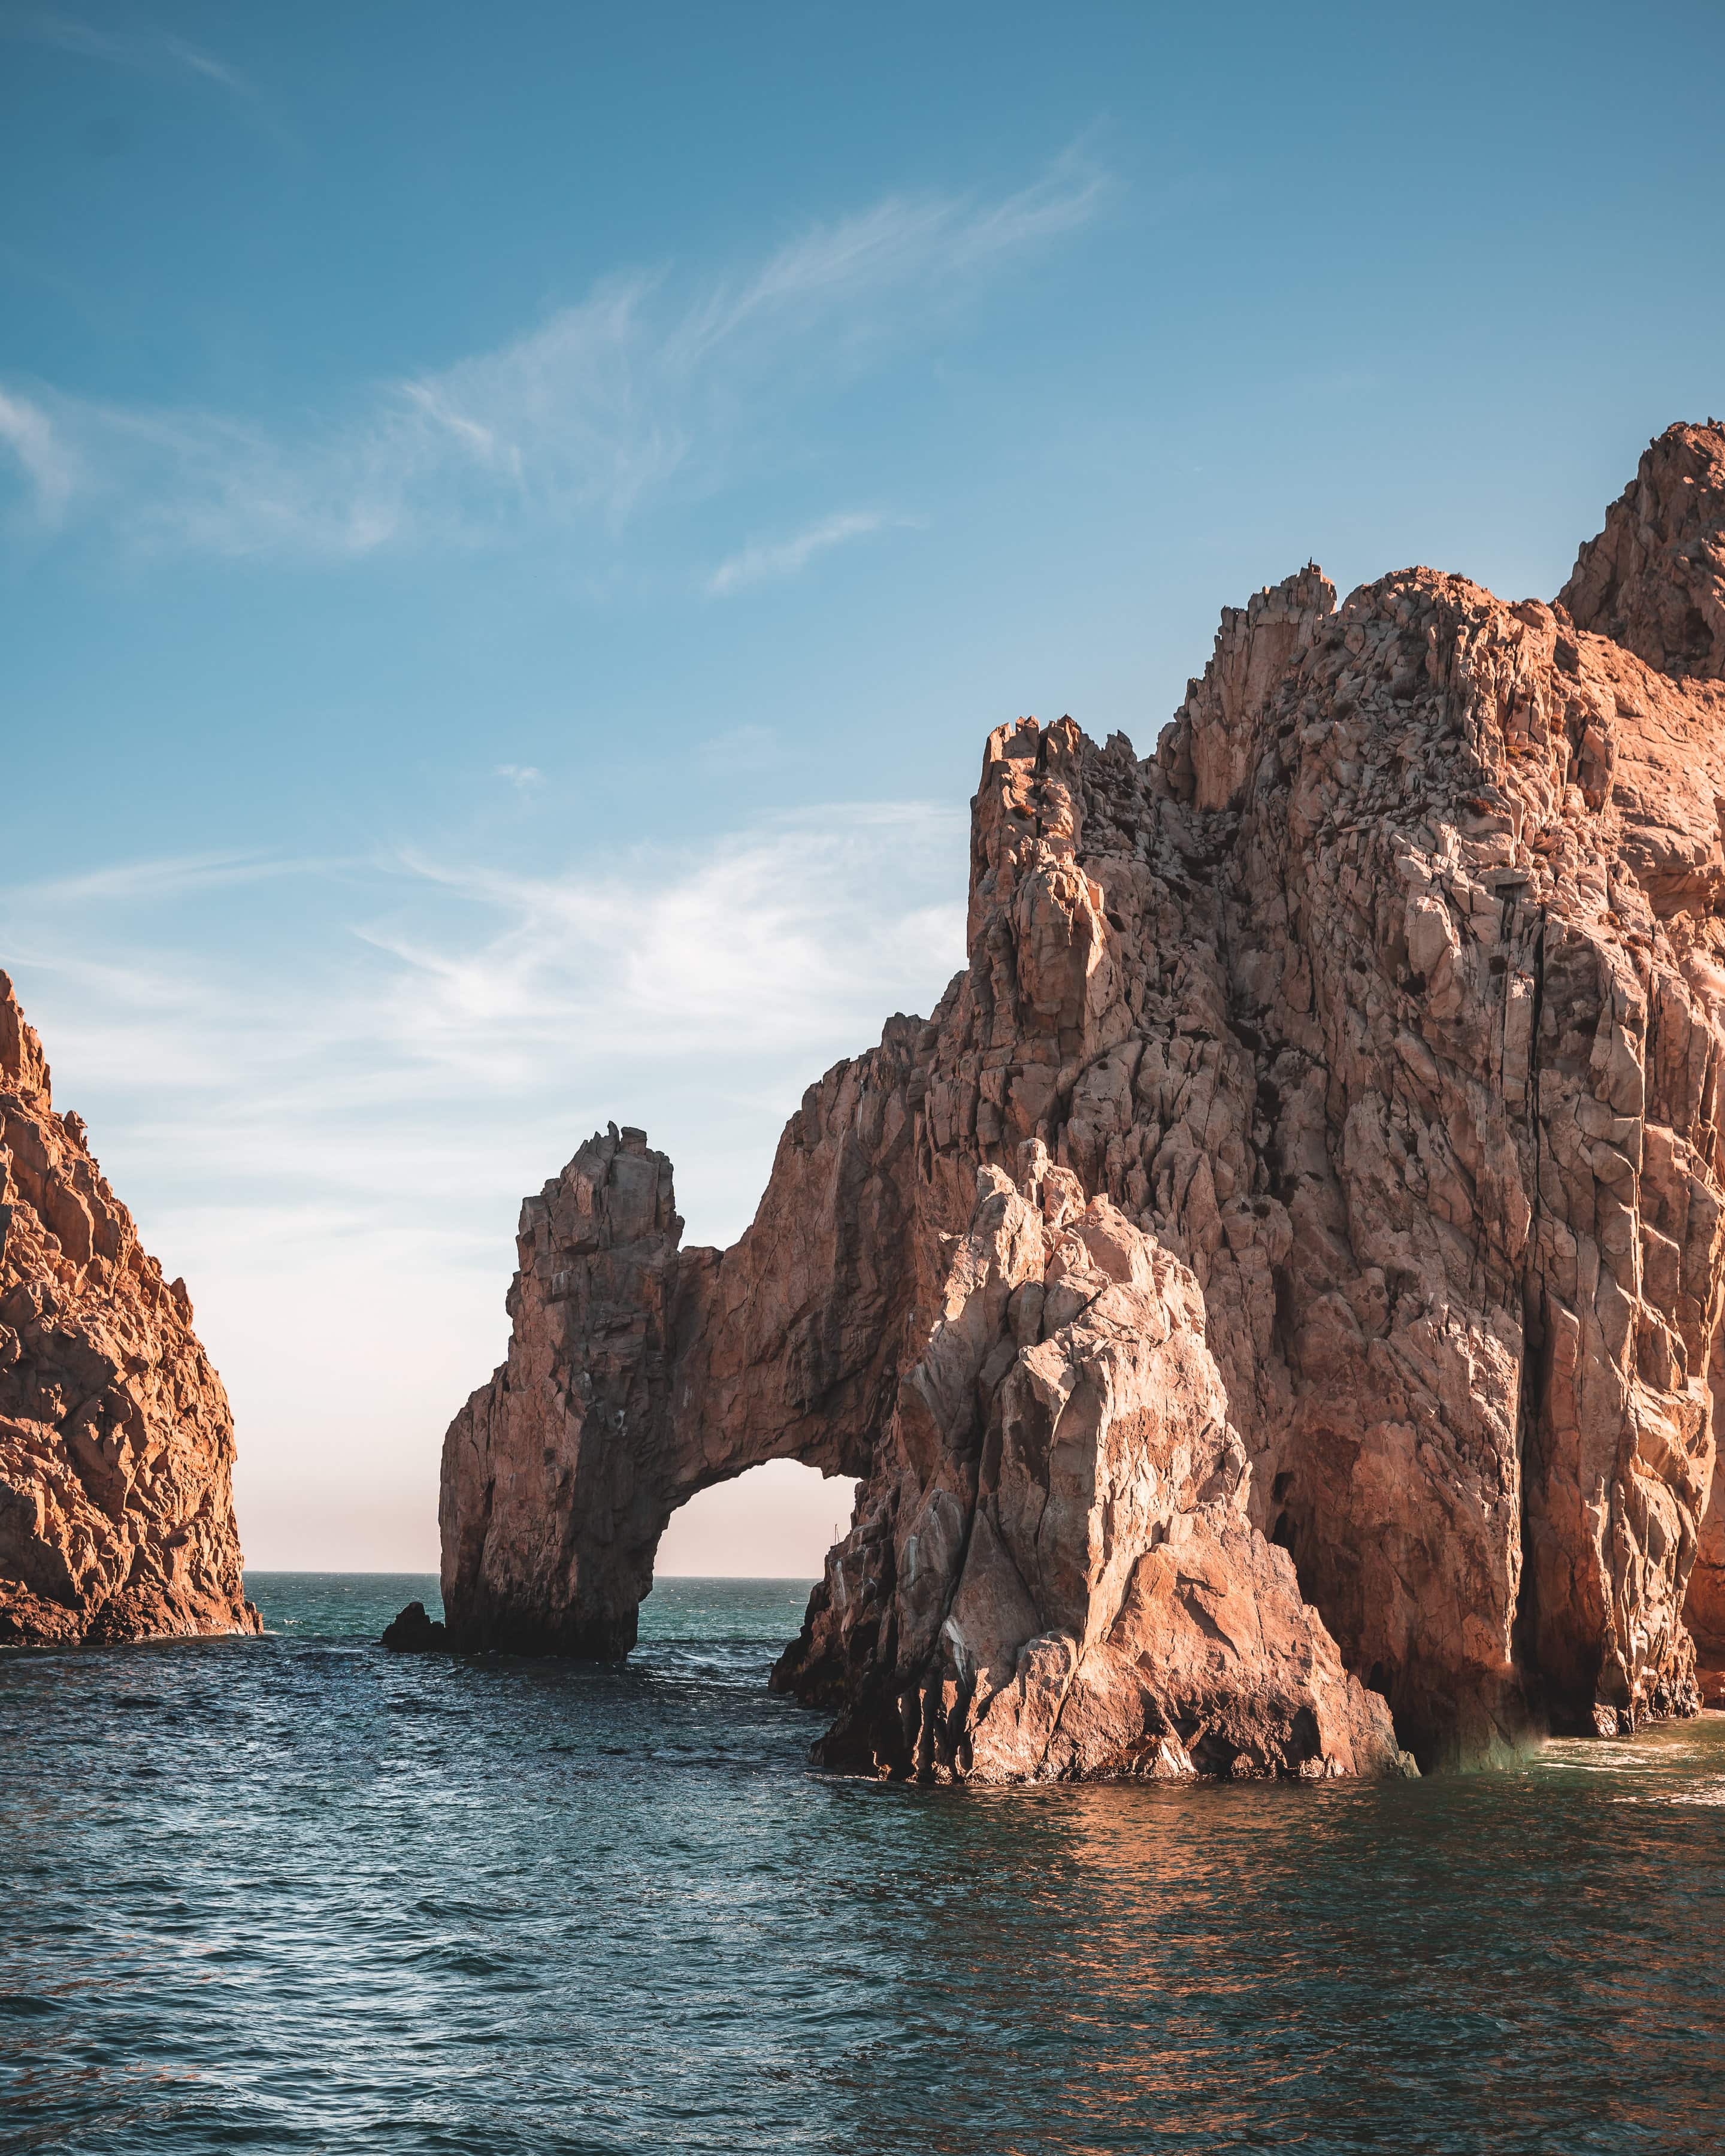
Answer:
xmin=0 ymin=387 xmax=77 ymax=522
xmin=365 ymin=807 xmax=966 ymax=1073
xmin=1 ymin=10 xmax=252 ymax=95
xmin=0 ymin=849 xmax=324 ymax=908
xmin=707 ymin=510 xmax=889 ymax=595
xmin=8 ymin=811 xmax=967 ymax=1117
xmin=0 ymin=155 xmax=1105 ymax=559
xmin=663 ymin=161 xmax=1103 ymax=362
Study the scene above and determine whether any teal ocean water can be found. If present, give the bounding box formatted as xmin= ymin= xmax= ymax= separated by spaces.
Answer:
xmin=3 ymin=1573 xmax=1724 ymax=2154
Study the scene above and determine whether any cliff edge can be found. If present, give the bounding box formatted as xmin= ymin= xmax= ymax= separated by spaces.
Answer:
xmin=0 ymin=973 xmax=257 ymax=1645
xmin=432 ymin=422 xmax=1725 ymax=1776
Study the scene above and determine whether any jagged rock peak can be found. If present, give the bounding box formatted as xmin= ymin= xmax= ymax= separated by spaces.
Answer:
xmin=1163 ymin=562 xmax=1338 ymax=811
xmin=1560 ymin=419 xmax=1725 ymax=681
xmin=0 ymin=970 xmax=256 ymax=1645
xmin=1 ymin=972 xmax=52 ymax=1112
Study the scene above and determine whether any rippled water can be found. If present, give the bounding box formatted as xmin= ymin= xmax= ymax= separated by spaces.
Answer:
xmin=4 ymin=1573 xmax=1724 ymax=2154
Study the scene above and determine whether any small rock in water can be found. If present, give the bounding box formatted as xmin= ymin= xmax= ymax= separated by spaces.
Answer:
xmin=381 ymin=1601 xmax=447 ymax=1652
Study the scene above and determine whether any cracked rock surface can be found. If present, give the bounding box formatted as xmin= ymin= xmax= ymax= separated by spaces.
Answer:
xmin=0 ymin=973 xmax=256 ymax=1645
xmin=440 ymin=422 xmax=1725 ymax=1776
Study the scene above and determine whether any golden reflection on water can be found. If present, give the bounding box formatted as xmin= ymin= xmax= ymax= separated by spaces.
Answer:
xmin=868 ymin=1727 xmax=1725 ymax=2154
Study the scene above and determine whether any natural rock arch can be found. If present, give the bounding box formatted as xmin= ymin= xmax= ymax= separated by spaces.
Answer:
xmin=439 ymin=1116 xmax=906 ymax=1657
xmin=435 ymin=423 xmax=1725 ymax=1780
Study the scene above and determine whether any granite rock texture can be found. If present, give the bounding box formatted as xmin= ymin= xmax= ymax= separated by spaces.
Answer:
xmin=0 ymin=973 xmax=256 ymax=1645
xmin=438 ymin=422 xmax=1725 ymax=1772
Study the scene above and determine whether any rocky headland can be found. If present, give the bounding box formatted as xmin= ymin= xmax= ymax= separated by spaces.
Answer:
xmin=426 ymin=422 xmax=1725 ymax=1779
xmin=0 ymin=973 xmax=256 ymax=1645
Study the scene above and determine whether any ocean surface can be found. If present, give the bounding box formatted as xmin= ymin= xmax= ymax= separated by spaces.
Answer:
xmin=4 ymin=1575 xmax=1724 ymax=2155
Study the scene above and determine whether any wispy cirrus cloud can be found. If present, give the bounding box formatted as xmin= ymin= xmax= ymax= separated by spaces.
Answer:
xmin=1 ymin=9 xmax=252 ymax=95
xmin=0 ymin=153 xmax=1106 ymax=561
xmin=2 ymin=849 xmax=325 ymax=909
xmin=361 ymin=805 xmax=966 ymax=1080
xmin=0 ymin=386 xmax=78 ymax=522
xmin=0 ymin=802 xmax=969 ymax=1216
xmin=706 ymin=509 xmax=897 ymax=596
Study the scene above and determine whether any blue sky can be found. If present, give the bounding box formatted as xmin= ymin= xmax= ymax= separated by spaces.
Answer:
xmin=4 ymin=0 xmax=1723 ymax=1568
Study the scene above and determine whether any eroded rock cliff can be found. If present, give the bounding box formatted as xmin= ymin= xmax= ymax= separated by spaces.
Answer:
xmin=0 ymin=973 xmax=256 ymax=1645
xmin=436 ymin=421 xmax=1725 ymax=1775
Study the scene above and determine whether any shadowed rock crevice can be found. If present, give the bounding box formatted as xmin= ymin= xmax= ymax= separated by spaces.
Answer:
xmin=429 ymin=422 xmax=1725 ymax=1780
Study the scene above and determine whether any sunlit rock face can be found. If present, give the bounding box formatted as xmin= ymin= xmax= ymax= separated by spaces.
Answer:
xmin=776 ymin=1152 xmax=1404 ymax=1782
xmin=0 ymin=973 xmax=257 ymax=1645
xmin=439 ymin=422 xmax=1725 ymax=1775
xmin=1559 ymin=420 xmax=1725 ymax=682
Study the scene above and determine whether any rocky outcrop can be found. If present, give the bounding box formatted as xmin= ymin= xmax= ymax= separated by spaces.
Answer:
xmin=0 ymin=973 xmax=256 ymax=1645
xmin=435 ymin=422 xmax=1725 ymax=1775
xmin=1560 ymin=420 xmax=1725 ymax=681
xmin=776 ymin=1149 xmax=1404 ymax=1780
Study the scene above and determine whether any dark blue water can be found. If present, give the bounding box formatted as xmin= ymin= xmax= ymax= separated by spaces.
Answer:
xmin=3 ymin=1573 xmax=1724 ymax=2154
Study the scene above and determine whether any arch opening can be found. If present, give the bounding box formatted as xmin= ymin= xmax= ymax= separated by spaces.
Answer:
xmin=653 ymin=1460 xmax=858 ymax=1582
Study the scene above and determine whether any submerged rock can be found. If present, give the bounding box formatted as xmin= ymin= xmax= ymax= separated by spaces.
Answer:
xmin=440 ymin=422 xmax=1725 ymax=1776
xmin=0 ymin=973 xmax=257 ymax=1646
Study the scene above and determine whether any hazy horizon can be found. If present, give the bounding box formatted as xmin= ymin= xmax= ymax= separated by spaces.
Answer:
xmin=5 ymin=0 xmax=1723 ymax=1571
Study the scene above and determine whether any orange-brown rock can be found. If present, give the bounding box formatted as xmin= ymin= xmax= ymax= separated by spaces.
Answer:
xmin=437 ymin=422 xmax=1725 ymax=1773
xmin=0 ymin=973 xmax=256 ymax=1645
xmin=1559 ymin=419 xmax=1725 ymax=681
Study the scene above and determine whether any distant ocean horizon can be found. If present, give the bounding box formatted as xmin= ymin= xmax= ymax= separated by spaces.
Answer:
xmin=245 ymin=1568 xmax=823 ymax=1584
xmin=7 ymin=1573 xmax=1725 ymax=2152
xmin=243 ymin=1570 xmax=820 ymax=1646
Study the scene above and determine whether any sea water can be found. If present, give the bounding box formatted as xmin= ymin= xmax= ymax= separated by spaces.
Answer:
xmin=2 ymin=1573 xmax=1723 ymax=2155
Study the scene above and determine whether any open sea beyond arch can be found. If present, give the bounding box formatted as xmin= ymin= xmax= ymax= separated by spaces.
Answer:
xmin=2 ymin=1571 xmax=1723 ymax=2154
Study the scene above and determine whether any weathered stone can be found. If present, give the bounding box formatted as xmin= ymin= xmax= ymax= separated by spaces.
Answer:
xmin=437 ymin=1111 xmax=895 ymax=1657
xmin=0 ymin=973 xmax=256 ymax=1646
xmin=441 ymin=422 xmax=1725 ymax=1776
